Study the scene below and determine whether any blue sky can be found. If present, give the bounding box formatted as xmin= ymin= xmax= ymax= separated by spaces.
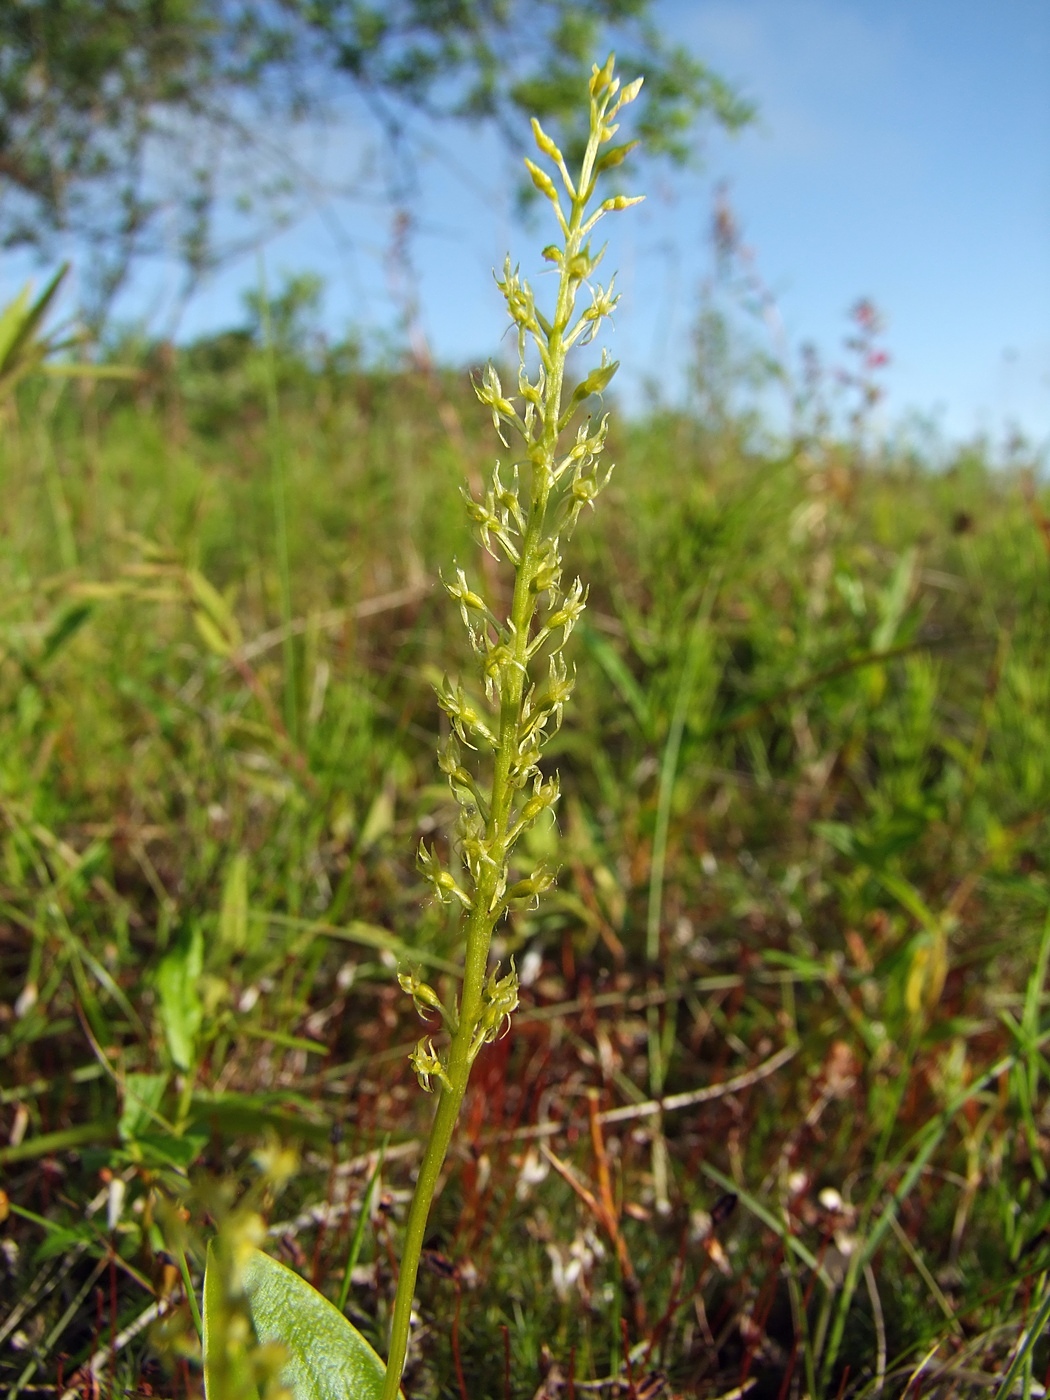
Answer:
xmin=671 ymin=0 xmax=1050 ymax=448
xmin=12 ymin=0 xmax=1048 ymax=450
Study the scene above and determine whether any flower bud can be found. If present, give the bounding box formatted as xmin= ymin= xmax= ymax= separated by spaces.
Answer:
xmin=524 ymin=158 xmax=560 ymax=207
xmin=530 ymin=118 xmax=562 ymax=163
xmin=437 ymin=735 xmax=462 ymax=776
xmin=595 ymin=141 xmax=639 ymax=175
xmin=599 ymin=194 xmax=645 ymax=214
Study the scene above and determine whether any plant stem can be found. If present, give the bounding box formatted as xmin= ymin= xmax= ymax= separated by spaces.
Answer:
xmin=381 ymin=1066 xmax=467 ymax=1396
xmin=381 ymin=59 xmax=643 ymax=1398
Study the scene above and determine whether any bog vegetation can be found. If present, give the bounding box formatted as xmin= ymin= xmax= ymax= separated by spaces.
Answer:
xmin=2 ymin=105 xmax=1050 ymax=1397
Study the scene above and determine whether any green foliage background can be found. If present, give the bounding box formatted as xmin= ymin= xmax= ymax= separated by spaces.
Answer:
xmin=1 ymin=305 xmax=1049 ymax=1395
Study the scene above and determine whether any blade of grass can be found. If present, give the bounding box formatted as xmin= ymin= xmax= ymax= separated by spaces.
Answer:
xmin=699 ymin=1160 xmax=832 ymax=1287
xmin=0 ymin=1120 xmax=117 ymax=1167
xmin=646 ymin=577 xmax=719 ymax=964
xmin=337 ymin=1137 xmax=388 ymax=1314
xmin=255 ymin=911 xmax=460 ymax=973
xmin=258 ymin=254 xmax=299 ymax=746
xmin=990 ymin=1273 xmax=1050 ymax=1400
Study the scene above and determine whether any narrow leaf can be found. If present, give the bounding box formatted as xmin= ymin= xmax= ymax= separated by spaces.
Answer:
xmin=156 ymin=925 xmax=204 ymax=1071
xmin=219 ymin=853 xmax=250 ymax=952
xmin=188 ymin=568 xmax=243 ymax=650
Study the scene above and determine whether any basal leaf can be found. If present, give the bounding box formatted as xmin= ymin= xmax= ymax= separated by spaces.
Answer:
xmin=205 ymin=1244 xmax=386 ymax=1400
xmin=242 ymin=1248 xmax=386 ymax=1400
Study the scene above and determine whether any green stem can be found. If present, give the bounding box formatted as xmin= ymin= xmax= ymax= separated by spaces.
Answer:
xmin=381 ymin=1062 xmax=469 ymax=1397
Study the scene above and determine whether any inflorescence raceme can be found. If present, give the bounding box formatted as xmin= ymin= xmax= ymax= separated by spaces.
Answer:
xmin=406 ymin=56 xmax=644 ymax=1091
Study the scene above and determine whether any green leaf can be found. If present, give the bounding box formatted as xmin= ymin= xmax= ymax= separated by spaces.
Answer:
xmin=132 ymin=1129 xmax=208 ymax=1169
xmin=0 ymin=285 xmax=33 ymax=371
xmin=188 ymin=568 xmax=243 ymax=651
xmin=188 ymin=1090 xmax=333 ymax=1146
xmin=578 ymin=623 xmax=653 ymax=740
xmin=40 ymin=602 xmax=94 ymax=664
xmin=119 ymin=1071 xmax=169 ymax=1143
xmin=193 ymin=608 xmax=236 ymax=659
xmin=219 ymin=852 xmax=250 ymax=952
xmin=156 ymin=924 xmax=204 ymax=1071
xmin=34 ymin=1223 xmax=98 ymax=1263
xmin=0 ymin=265 xmax=69 ymax=390
xmin=0 ymin=1120 xmax=117 ymax=1167
xmin=872 ymin=546 xmax=917 ymax=652
xmin=205 ymin=1245 xmax=386 ymax=1400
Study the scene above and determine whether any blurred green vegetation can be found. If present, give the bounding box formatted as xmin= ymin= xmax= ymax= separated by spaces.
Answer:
xmin=1 ymin=311 xmax=1049 ymax=1398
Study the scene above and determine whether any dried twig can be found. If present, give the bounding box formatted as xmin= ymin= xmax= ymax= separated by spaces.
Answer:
xmin=597 ymin=1043 xmax=797 ymax=1126
xmin=237 ymin=585 xmax=431 ymax=664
